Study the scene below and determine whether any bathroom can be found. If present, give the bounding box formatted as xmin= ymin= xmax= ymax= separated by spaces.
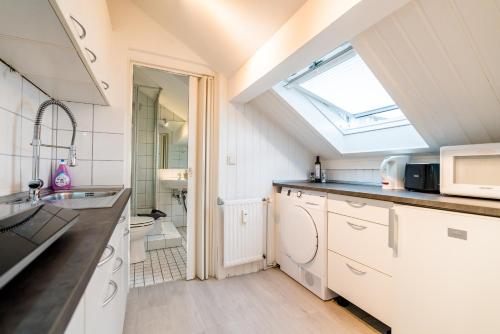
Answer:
xmin=129 ymin=65 xmax=191 ymax=287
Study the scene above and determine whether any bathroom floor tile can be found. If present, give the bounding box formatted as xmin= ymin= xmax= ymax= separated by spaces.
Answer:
xmin=130 ymin=225 xmax=187 ymax=288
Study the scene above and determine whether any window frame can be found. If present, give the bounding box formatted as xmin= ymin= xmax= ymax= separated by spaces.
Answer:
xmin=285 ymin=44 xmax=410 ymax=134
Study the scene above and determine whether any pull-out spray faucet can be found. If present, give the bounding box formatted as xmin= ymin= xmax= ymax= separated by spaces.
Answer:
xmin=29 ymin=99 xmax=77 ymax=203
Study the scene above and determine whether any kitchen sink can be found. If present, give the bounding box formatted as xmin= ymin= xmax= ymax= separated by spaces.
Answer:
xmin=41 ymin=191 xmax=118 ymax=202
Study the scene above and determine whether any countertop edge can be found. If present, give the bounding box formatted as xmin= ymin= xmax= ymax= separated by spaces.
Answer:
xmin=273 ymin=181 xmax=500 ymax=219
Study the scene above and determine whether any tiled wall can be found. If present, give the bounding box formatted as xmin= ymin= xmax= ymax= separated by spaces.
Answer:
xmin=0 ymin=61 xmax=124 ymax=197
xmin=157 ymin=169 xmax=187 ymax=227
xmin=0 ymin=62 xmax=54 ymax=196
xmin=133 ymin=88 xmax=155 ymax=214
xmin=54 ymin=102 xmax=125 ymax=187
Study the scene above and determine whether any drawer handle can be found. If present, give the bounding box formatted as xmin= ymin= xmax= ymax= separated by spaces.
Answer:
xmin=84 ymin=47 xmax=97 ymax=63
xmin=123 ymin=228 xmax=130 ymax=237
xmin=69 ymin=16 xmax=86 ymax=39
xmin=101 ymin=80 xmax=109 ymax=90
xmin=388 ymin=208 xmax=399 ymax=257
xmin=346 ymin=222 xmax=367 ymax=231
xmin=98 ymin=245 xmax=115 ymax=267
xmin=102 ymin=280 xmax=118 ymax=307
xmin=305 ymin=202 xmax=319 ymax=206
xmin=112 ymin=257 xmax=123 ymax=274
xmin=346 ymin=200 xmax=366 ymax=208
xmin=118 ymin=215 xmax=126 ymax=224
xmin=346 ymin=263 xmax=367 ymax=276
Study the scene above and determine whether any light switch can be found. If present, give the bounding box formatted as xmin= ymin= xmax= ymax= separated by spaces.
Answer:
xmin=227 ymin=154 xmax=237 ymax=166
xmin=241 ymin=209 xmax=248 ymax=224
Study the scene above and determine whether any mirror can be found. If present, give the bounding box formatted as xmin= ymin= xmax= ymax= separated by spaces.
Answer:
xmin=159 ymin=133 xmax=169 ymax=169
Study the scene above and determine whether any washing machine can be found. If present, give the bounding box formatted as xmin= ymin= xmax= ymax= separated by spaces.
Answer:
xmin=277 ymin=187 xmax=334 ymax=300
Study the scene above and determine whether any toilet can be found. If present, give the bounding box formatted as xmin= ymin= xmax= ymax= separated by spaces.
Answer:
xmin=130 ymin=216 xmax=155 ymax=263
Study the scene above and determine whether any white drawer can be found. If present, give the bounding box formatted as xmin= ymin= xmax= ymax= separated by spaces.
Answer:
xmin=327 ymin=194 xmax=391 ymax=225
xmin=328 ymin=251 xmax=391 ymax=325
xmin=328 ymin=213 xmax=392 ymax=275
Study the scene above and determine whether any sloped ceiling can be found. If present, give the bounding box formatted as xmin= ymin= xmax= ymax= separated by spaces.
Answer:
xmin=249 ymin=0 xmax=500 ymax=159
xmin=249 ymin=91 xmax=339 ymax=159
xmin=353 ymin=0 xmax=500 ymax=149
xmin=132 ymin=0 xmax=307 ymax=76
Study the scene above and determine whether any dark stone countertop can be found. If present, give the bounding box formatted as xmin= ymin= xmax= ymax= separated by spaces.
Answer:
xmin=0 ymin=188 xmax=131 ymax=334
xmin=273 ymin=181 xmax=500 ymax=218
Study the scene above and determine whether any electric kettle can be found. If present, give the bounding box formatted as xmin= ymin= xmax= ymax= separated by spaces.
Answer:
xmin=380 ymin=156 xmax=410 ymax=190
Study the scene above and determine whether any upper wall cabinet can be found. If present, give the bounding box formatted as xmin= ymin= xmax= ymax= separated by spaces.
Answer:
xmin=0 ymin=0 xmax=112 ymax=105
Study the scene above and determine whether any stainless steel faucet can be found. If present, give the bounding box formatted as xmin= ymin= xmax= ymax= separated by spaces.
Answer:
xmin=29 ymin=99 xmax=77 ymax=202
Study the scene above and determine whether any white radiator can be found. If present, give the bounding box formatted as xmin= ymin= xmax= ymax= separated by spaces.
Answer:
xmin=222 ymin=198 xmax=267 ymax=268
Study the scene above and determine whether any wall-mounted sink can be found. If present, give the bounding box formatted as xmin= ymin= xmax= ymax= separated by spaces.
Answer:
xmin=161 ymin=179 xmax=187 ymax=190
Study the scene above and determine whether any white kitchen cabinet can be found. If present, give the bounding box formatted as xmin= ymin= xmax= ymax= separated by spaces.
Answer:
xmin=328 ymin=251 xmax=392 ymax=325
xmin=0 ymin=0 xmax=111 ymax=105
xmin=49 ymin=0 xmax=112 ymax=102
xmin=65 ymin=201 xmax=130 ymax=334
xmin=392 ymin=205 xmax=500 ymax=334
xmin=327 ymin=194 xmax=393 ymax=325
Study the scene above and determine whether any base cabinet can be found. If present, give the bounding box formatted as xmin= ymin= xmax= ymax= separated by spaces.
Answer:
xmin=392 ymin=205 xmax=500 ymax=334
xmin=65 ymin=202 xmax=130 ymax=334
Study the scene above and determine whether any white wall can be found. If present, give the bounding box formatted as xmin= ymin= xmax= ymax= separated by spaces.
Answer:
xmin=215 ymin=77 xmax=313 ymax=278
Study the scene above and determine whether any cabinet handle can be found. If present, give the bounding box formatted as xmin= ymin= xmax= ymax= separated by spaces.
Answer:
xmin=346 ymin=200 xmax=366 ymax=208
xmin=388 ymin=208 xmax=399 ymax=257
xmin=102 ymin=280 xmax=118 ymax=307
xmin=118 ymin=215 xmax=126 ymax=224
xmin=346 ymin=221 xmax=367 ymax=231
xmin=84 ymin=48 xmax=97 ymax=63
xmin=346 ymin=263 xmax=367 ymax=275
xmin=98 ymin=245 xmax=115 ymax=267
xmin=123 ymin=228 xmax=130 ymax=237
xmin=69 ymin=16 xmax=86 ymax=39
xmin=112 ymin=257 xmax=123 ymax=274
xmin=101 ymin=81 xmax=109 ymax=90
xmin=305 ymin=202 xmax=319 ymax=206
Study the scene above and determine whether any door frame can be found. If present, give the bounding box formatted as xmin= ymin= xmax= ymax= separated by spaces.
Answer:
xmin=127 ymin=59 xmax=215 ymax=281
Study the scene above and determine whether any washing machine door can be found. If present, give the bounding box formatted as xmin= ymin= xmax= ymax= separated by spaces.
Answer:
xmin=280 ymin=204 xmax=318 ymax=265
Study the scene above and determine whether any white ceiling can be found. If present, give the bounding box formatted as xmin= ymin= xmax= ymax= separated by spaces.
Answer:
xmin=131 ymin=0 xmax=307 ymax=75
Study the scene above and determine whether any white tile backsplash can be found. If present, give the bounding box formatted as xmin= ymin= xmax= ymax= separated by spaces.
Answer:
xmin=0 ymin=63 xmax=22 ymax=115
xmin=21 ymin=119 xmax=52 ymax=159
xmin=0 ymin=155 xmax=21 ymax=196
xmin=20 ymin=157 xmax=52 ymax=190
xmin=0 ymin=61 xmax=125 ymax=195
xmin=92 ymin=160 xmax=124 ymax=185
xmin=57 ymin=130 xmax=93 ymax=160
xmin=93 ymin=132 xmax=124 ymax=160
xmin=57 ymin=102 xmax=93 ymax=132
xmin=69 ymin=160 xmax=92 ymax=186
xmin=0 ymin=110 xmax=21 ymax=155
xmin=93 ymin=105 xmax=124 ymax=134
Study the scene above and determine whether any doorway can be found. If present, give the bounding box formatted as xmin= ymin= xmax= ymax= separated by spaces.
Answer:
xmin=129 ymin=65 xmax=202 ymax=287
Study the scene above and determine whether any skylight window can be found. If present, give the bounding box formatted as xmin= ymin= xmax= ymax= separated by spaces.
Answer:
xmin=286 ymin=44 xmax=409 ymax=134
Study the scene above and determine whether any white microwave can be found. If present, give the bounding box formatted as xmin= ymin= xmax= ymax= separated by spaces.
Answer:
xmin=441 ymin=143 xmax=500 ymax=200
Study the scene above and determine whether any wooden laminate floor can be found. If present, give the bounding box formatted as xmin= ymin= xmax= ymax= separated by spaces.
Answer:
xmin=124 ymin=268 xmax=383 ymax=334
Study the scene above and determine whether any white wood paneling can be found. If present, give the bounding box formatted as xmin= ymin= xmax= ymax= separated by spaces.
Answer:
xmin=216 ymin=100 xmax=313 ymax=278
xmin=353 ymin=0 xmax=500 ymax=149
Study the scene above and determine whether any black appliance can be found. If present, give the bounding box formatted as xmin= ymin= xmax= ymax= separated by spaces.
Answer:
xmin=404 ymin=163 xmax=440 ymax=193
xmin=0 ymin=203 xmax=79 ymax=289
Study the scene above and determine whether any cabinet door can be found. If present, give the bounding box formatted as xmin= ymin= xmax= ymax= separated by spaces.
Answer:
xmin=392 ymin=205 xmax=500 ymax=334
xmin=49 ymin=0 xmax=112 ymax=103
